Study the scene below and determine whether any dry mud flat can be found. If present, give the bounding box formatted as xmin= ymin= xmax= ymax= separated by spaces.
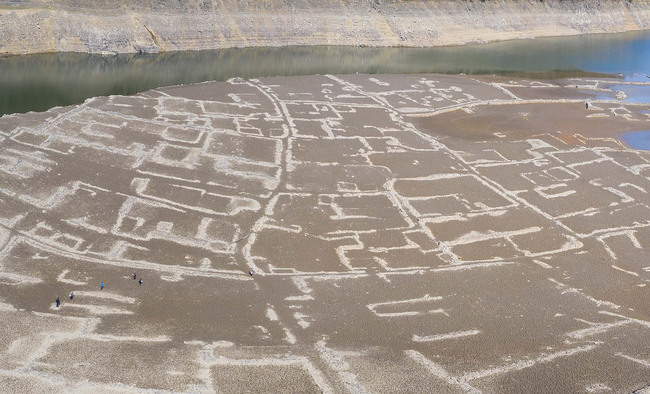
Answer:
xmin=0 ymin=73 xmax=649 ymax=392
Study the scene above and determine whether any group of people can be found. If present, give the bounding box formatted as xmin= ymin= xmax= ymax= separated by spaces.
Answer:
xmin=55 ymin=291 xmax=74 ymax=307
xmin=55 ymin=273 xmax=144 ymax=308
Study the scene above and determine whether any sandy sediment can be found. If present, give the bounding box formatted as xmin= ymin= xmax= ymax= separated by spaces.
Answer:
xmin=0 ymin=73 xmax=649 ymax=391
xmin=0 ymin=0 xmax=649 ymax=55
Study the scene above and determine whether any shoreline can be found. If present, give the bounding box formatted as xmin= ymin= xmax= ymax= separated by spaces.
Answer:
xmin=0 ymin=29 xmax=648 ymax=59
xmin=0 ymin=30 xmax=648 ymax=59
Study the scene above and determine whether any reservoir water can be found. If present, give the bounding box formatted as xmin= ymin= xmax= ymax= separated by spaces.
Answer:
xmin=621 ymin=131 xmax=650 ymax=151
xmin=1 ymin=30 xmax=649 ymax=116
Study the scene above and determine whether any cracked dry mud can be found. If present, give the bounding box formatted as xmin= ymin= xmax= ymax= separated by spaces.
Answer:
xmin=0 ymin=73 xmax=649 ymax=393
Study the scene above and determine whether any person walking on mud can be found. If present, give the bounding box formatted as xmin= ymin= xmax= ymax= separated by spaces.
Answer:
xmin=139 ymin=279 xmax=143 ymax=286
xmin=55 ymin=297 xmax=60 ymax=308
xmin=133 ymin=273 xmax=136 ymax=280
xmin=100 ymin=282 xmax=104 ymax=291
xmin=69 ymin=292 xmax=74 ymax=300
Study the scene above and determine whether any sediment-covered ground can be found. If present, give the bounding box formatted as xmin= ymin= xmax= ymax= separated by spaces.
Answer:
xmin=0 ymin=73 xmax=649 ymax=392
xmin=0 ymin=0 xmax=649 ymax=55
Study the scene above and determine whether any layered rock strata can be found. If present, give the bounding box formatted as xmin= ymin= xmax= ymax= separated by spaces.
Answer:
xmin=0 ymin=0 xmax=649 ymax=55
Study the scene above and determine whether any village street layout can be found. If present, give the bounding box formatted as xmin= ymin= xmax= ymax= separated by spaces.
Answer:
xmin=0 ymin=73 xmax=649 ymax=392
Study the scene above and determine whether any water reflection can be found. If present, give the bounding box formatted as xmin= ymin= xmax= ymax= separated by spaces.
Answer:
xmin=1 ymin=30 xmax=649 ymax=115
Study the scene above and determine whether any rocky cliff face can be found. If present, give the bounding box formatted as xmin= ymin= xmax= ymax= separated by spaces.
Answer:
xmin=1 ymin=0 xmax=649 ymax=55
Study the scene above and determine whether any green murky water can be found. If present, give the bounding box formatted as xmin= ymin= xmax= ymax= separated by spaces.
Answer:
xmin=1 ymin=30 xmax=648 ymax=116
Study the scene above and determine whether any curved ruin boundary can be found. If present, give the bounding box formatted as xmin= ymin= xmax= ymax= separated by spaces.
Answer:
xmin=1 ymin=0 xmax=649 ymax=56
